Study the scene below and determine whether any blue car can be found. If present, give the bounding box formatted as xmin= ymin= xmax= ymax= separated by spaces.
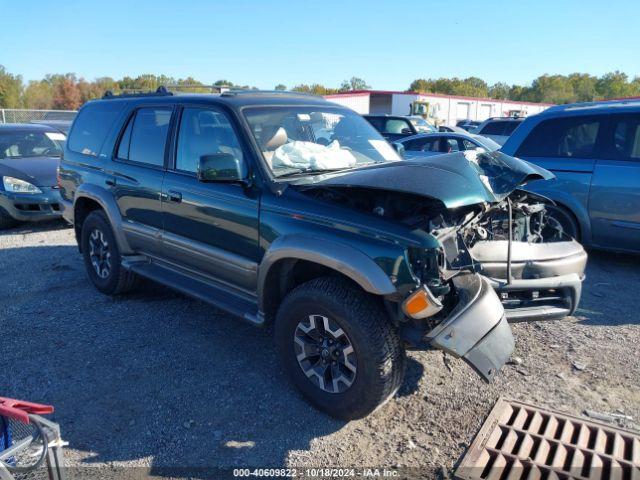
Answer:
xmin=501 ymin=99 xmax=640 ymax=253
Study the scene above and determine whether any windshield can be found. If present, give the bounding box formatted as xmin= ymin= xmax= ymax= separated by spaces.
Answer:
xmin=0 ymin=130 xmax=65 ymax=159
xmin=409 ymin=117 xmax=436 ymax=133
xmin=243 ymin=106 xmax=401 ymax=177
xmin=474 ymin=135 xmax=501 ymax=151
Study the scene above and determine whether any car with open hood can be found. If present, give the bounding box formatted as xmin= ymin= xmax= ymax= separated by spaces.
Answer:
xmin=0 ymin=124 xmax=65 ymax=229
xmin=58 ymin=89 xmax=586 ymax=419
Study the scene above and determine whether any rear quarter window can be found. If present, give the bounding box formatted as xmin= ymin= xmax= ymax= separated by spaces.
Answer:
xmin=68 ymin=102 xmax=126 ymax=157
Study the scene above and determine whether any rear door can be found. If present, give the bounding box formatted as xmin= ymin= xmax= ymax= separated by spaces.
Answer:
xmin=588 ymin=113 xmax=640 ymax=250
xmin=514 ymin=115 xmax=606 ymax=238
xmin=110 ymin=106 xmax=173 ymax=256
xmin=160 ymin=105 xmax=260 ymax=292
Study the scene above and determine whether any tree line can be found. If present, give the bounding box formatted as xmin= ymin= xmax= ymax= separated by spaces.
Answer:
xmin=409 ymin=72 xmax=640 ymax=104
xmin=0 ymin=65 xmax=638 ymax=110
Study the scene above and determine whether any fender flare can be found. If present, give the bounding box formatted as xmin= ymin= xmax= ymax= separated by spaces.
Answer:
xmin=257 ymin=234 xmax=398 ymax=312
xmin=73 ymin=184 xmax=133 ymax=254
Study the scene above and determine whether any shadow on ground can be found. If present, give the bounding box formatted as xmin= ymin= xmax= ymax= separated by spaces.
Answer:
xmin=1 ymin=245 xmax=344 ymax=477
xmin=573 ymin=249 xmax=640 ymax=327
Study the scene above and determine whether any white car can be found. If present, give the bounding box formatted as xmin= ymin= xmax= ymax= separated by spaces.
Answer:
xmin=397 ymin=132 xmax=501 ymax=160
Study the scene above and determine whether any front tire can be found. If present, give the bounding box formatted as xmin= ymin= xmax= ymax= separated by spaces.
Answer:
xmin=546 ymin=204 xmax=580 ymax=241
xmin=81 ymin=210 xmax=138 ymax=295
xmin=275 ymin=276 xmax=406 ymax=420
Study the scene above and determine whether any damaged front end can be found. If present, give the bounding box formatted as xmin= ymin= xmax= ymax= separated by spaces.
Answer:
xmin=294 ymin=150 xmax=587 ymax=382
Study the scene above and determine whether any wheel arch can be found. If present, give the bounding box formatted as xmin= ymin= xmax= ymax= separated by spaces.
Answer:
xmin=73 ymin=184 xmax=131 ymax=254
xmin=258 ymin=235 xmax=397 ymax=319
xmin=525 ymin=187 xmax=591 ymax=244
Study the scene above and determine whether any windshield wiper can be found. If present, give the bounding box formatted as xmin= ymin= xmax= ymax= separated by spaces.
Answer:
xmin=275 ymin=167 xmax=350 ymax=179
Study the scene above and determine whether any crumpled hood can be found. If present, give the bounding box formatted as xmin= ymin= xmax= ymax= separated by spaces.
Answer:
xmin=0 ymin=156 xmax=60 ymax=187
xmin=292 ymin=151 xmax=554 ymax=209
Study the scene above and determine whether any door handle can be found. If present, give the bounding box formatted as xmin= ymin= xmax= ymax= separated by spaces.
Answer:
xmin=105 ymin=177 xmax=116 ymax=187
xmin=168 ymin=190 xmax=182 ymax=203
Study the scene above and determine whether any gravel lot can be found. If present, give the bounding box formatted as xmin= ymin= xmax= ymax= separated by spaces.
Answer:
xmin=1 ymin=221 xmax=639 ymax=478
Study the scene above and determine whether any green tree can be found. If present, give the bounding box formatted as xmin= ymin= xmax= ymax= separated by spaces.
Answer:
xmin=596 ymin=71 xmax=634 ymax=99
xmin=568 ymin=73 xmax=597 ymax=102
xmin=0 ymin=65 xmax=23 ymax=108
xmin=489 ymin=82 xmax=510 ymax=100
xmin=339 ymin=77 xmax=370 ymax=92
xmin=274 ymin=84 xmax=287 ymax=91
xmin=408 ymin=78 xmax=431 ymax=93
xmin=23 ymin=80 xmax=53 ymax=109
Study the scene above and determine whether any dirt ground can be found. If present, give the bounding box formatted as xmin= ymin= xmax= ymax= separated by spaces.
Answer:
xmin=1 ymin=221 xmax=638 ymax=479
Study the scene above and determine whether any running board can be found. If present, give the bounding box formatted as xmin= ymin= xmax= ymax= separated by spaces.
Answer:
xmin=121 ymin=257 xmax=264 ymax=326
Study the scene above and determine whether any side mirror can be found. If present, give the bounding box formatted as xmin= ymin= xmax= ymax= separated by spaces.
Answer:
xmin=197 ymin=153 xmax=245 ymax=183
xmin=401 ymin=128 xmax=413 ymax=134
xmin=392 ymin=142 xmax=405 ymax=157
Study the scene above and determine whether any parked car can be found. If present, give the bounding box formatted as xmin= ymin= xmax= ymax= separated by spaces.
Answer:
xmin=473 ymin=117 xmax=524 ymax=145
xmin=0 ymin=124 xmax=64 ymax=229
xmin=363 ymin=114 xmax=433 ymax=141
xmin=502 ymin=99 xmax=640 ymax=253
xmin=397 ymin=132 xmax=501 ymax=160
xmin=456 ymin=119 xmax=481 ymax=131
xmin=407 ymin=115 xmax=437 ymax=133
xmin=30 ymin=120 xmax=73 ymax=134
xmin=438 ymin=125 xmax=469 ymax=134
xmin=59 ymin=89 xmax=585 ymax=419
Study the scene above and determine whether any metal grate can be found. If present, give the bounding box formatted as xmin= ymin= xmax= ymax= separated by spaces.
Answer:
xmin=456 ymin=398 xmax=640 ymax=480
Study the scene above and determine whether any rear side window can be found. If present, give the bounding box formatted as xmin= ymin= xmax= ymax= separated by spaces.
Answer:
xmin=403 ymin=138 xmax=428 ymax=151
xmin=479 ymin=121 xmax=508 ymax=135
xmin=384 ymin=119 xmax=411 ymax=134
xmin=364 ymin=117 xmax=385 ymax=132
xmin=503 ymin=121 xmax=521 ymax=135
xmin=607 ymin=114 xmax=640 ymax=161
xmin=116 ymin=107 xmax=172 ymax=166
xmin=68 ymin=102 xmax=126 ymax=157
xmin=516 ymin=116 xmax=604 ymax=158
xmin=480 ymin=120 xmax=520 ymax=136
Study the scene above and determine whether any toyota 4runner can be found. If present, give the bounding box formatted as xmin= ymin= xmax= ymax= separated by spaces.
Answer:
xmin=59 ymin=89 xmax=587 ymax=419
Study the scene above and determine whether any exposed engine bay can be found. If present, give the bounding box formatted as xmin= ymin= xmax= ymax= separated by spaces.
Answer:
xmin=301 ymin=184 xmax=587 ymax=328
xmin=303 ymin=185 xmax=566 ymax=274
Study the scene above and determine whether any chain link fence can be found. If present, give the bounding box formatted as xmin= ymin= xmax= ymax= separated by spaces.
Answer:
xmin=0 ymin=109 xmax=77 ymax=125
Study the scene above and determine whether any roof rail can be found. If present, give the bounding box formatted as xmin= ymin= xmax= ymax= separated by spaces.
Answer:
xmin=102 ymin=86 xmax=173 ymax=99
xmin=220 ymin=89 xmax=318 ymax=98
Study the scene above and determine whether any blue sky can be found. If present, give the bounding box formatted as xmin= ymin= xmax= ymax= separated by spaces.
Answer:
xmin=2 ymin=0 xmax=639 ymax=90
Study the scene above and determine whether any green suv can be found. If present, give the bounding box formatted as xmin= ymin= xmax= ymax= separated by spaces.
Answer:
xmin=59 ymin=89 xmax=586 ymax=419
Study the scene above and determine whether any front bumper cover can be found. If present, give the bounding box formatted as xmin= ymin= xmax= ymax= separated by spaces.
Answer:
xmin=425 ymin=273 xmax=514 ymax=382
xmin=0 ymin=187 xmax=62 ymax=222
xmin=469 ymin=240 xmax=587 ymax=321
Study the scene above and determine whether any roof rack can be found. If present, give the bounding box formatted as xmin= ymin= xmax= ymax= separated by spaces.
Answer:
xmin=102 ymin=86 xmax=173 ymax=99
xmin=101 ymin=85 xmax=320 ymax=100
xmin=220 ymin=89 xmax=318 ymax=98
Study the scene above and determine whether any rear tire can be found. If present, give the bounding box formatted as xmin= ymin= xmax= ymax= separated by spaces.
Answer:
xmin=81 ymin=210 xmax=138 ymax=295
xmin=275 ymin=276 xmax=406 ymax=420
xmin=0 ymin=208 xmax=19 ymax=230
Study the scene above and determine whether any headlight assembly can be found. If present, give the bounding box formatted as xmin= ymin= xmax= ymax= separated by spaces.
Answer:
xmin=2 ymin=176 xmax=42 ymax=194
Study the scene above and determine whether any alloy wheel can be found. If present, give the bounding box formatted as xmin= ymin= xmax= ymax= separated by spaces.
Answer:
xmin=88 ymin=228 xmax=112 ymax=279
xmin=294 ymin=314 xmax=357 ymax=394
